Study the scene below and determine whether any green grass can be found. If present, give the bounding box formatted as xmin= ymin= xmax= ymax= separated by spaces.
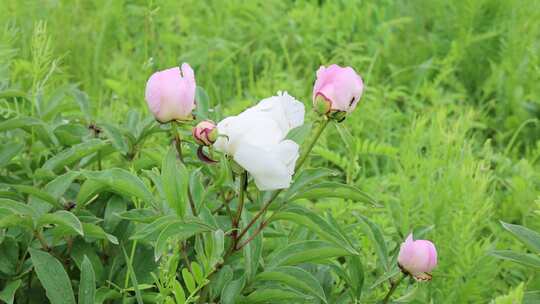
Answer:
xmin=2 ymin=0 xmax=540 ymax=302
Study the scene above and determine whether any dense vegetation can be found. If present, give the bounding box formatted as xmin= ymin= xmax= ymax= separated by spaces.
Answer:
xmin=1 ymin=0 xmax=539 ymax=303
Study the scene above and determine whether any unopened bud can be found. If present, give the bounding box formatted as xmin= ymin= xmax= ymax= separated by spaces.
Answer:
xmin=192 ymin=120 xmax=217 ymax=146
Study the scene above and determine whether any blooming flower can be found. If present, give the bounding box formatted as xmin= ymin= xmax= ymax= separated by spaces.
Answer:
xmin=214 ymin=92 xmax=305 ymax=190
xmin=193 ymin=120 xmax=218 ymax=146
xmin=313 ymin=64 xmax=364 ymax=115
xmin=145 ymin=63 xmax=196 ymax=122
xmin=397 ymin=233 xmax=437 ymax=281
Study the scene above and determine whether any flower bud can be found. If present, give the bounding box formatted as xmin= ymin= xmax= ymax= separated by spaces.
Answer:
xmin=313 ymin=64 xmax=364 ymax=119
xmin=193 ymin=120 xmax=217 ymax=146
xmin=145 ymin=63 xmax=196 ymax=123
xmin=397 ymin=234 xmax=437 ymax=280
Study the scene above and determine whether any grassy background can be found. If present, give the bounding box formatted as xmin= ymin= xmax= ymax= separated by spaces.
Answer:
xmin=2 ymin=0 xmax=540 ymax=302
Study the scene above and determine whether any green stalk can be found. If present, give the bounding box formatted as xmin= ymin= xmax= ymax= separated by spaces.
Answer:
xmin=382 ymin=273 xmax=407 ymax=304
xmin=232 ymin=170 xmax=248 ymax=247
xmin=171 ymin=121 xmax=185 ymax=164
xmin=235 ymin=118 xmax=330 ymax=245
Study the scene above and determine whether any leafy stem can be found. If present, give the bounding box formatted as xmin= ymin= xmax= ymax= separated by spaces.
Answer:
xmin=382 ymin=273 xmax=407 ymax=304
xmin=171 ymin=121 xmax=185 ymax=164
xmin=231 ymin=170 xmax=248 ymax=247
xmin=234 ymin=118 xmax=330 ymax=247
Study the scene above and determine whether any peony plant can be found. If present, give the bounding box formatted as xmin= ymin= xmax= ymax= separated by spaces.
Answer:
xmin=0 ymin=61 xmax=438 ymax=304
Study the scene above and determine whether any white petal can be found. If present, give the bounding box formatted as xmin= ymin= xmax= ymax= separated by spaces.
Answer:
xmin=248 ymin=92 xmax=305 ymax=134
xmin=233 ymin=142 xmax=296 ymax=191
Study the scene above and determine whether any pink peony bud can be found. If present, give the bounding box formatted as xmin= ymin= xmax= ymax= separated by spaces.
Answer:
xmin=313 ymin=64 xmax=364 ymax=116
xmin=397 ymin=233 xmax=437 ymax=280
xmin=145 ymin=63 xmax=196 ymax=123
xmin=193 ymin=120 xmax=218 ymax=146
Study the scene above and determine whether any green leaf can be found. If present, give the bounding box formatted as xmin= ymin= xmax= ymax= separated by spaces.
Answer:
xmin=130 ymin=215 xmax=177 ymax=241
xmin=356 ymin=214 xmax=389 ymax=271
xmin=271 ymin=205 xmax=357 ymax=254
xmin=292 ymin=182 xmax=379 ymax=206
xmin=268 ymin=240 xmax=353 ymax=268
xmin=0 ymin=279 xmax=21 ymax=304
xmin=182 ymin=268 xmax=196 ymax=293
xmin=78 ymin=256 xmax=96 ymax=304
xmin=347 ymin=255 xmax=365 ymax=299
xmin=76 ymin=179 xmax=106 ymax=208
xmin=116 ymin=208 xmax=159 ymax=223
xmin=255 ymin=266 xmax=327 ymax=303
xmin=5 ymin=184 xmax=62 ymax=209
xmin=83 ymin=168 xmax=154 ymax=205
xmin=0 ymin=117 xmax=41 ymax=132
xmin=283 ymin=168 xmax=338 ymax=200
xmin=0 ymin=142 xmax=24 ymax=167
xmin=41 ymin=139 xmax=108 ymax=173
xmin=195 ymin=86 xmax=210 ymax=120
xmin=501 ymin=221 xmax=540 ymax=253
xmin=241 ymin=288 xmax=309 ymax=304
xmin=82 ymin=223 xmax=118 ymax=244
xmin=0 ymin=198 xmax=39 ymax=219
xmin=39 ymin=210 xmax=84 ymax=236
xmin=171 ymin=280 xmax=186 ymax=304
xmin=162 ymin=147 xmax=188 ymax=217
xmin=29 ymin=248 xmax=76 ymax=304
xmin=121 ymin=245 xmax=144 ymax=304
xmin=221 ymin=275 xmax=245 ymax=304
xmin=154 ymin=219 xmax=213 ymax=260
xmin=191 ymin=262 xmax=204 ymax=284
xmin=490 ymin=250 xmax=540 ymax=269
xmin=101 ymin=123 xmax=129 ymax=155
xmin=286 ymin=122 xmax=313 ymax=145
xmin=54 ymin=123 xmax=90 ymax=146
xmin=0 ymin=214 xmax=33 ymax=230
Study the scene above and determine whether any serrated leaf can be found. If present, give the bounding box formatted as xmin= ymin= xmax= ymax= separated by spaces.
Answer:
xmin=78 ymin=256 xmax=96 ymax=304
xmin=501 ymin=221 xmax=540 ymax=253
xmin=29 ymin=248 xmax=76 ymax=304
xmin=41 ymin=139 xmax=108 ymax=173
xmin=255 ymin=266 xmax=327 ymax=303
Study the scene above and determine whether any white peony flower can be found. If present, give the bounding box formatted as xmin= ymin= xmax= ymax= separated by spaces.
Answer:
xmin=214 ymin=92 xmax=305 ymax=191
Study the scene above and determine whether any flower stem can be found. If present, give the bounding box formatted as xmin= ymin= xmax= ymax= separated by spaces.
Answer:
xmin=382 ymin=273 xmax=407 ymax=304
xmin=295 ymin=117 xmax=329 ymax=171
xmin=232 ymin=171 xmax=248 ymax=246
xmin=171 ymin=121 xmax=185 ymax=164
xmin=235 ymin=118 xmax=330 ymax=245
